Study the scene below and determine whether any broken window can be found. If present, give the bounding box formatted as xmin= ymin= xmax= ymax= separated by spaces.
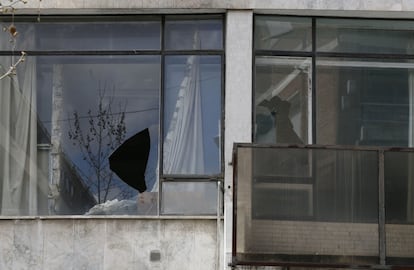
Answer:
xmin=0 ymin=16 xmax=223 ymax=216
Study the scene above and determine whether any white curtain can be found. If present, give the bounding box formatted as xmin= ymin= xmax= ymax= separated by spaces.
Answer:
xmin=163 ymin=54 xmax=205 ymax=174
xmin=0 ymin=57 xmax=38 ymax=215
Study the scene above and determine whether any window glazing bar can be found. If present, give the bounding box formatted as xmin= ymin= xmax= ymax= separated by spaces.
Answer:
xmin=378 ymin=150 xmax=386 ymax=266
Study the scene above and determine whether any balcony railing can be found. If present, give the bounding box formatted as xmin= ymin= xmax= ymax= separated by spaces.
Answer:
xmin=232 ymin=143 xmax=414 ymax=268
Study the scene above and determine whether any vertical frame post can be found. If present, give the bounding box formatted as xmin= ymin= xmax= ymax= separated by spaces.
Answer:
xmin=378 ymin=150 xmax=386 ymax=265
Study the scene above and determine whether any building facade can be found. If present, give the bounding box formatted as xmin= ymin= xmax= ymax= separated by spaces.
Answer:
xmin=1 ymin=1 xmax=414 ymax=269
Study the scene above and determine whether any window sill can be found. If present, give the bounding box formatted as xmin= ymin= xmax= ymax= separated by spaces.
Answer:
xmin=0 ymin=215 xmax=224 ymax=220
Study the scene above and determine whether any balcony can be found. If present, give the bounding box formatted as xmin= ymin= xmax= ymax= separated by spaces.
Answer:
xmin=232 ymin=143 xmax=414 ymax=268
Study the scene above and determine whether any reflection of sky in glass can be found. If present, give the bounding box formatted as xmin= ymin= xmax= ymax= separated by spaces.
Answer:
xmin=1 ymin=20 xmax=161 ymax=51
xmin=37 ymin=56 xmax=160 ymax=200
xmin=165 ymin=19 xmax=223 ymax=50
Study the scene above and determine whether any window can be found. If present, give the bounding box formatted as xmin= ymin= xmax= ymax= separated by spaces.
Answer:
xmin=250 ymin=15 xmax=414 ymax=266
xmin=254 ymin=16 xmax=414 ymax=148
xmin=253 ymin=16 xmax=414 ymax=221
xmin=0 ymin=15 xmax=223 ymax=216
xmin=161 ymin=16 xmax=223 ymax=215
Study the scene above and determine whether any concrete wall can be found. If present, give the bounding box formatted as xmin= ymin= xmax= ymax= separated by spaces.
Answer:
xmin=224 ymin=10 xmax=253 ymax=269
xmin=12 ymin=0 xmax=414 ymax=18
xmin=0 ymin=218 xmax=220 ymax=270
xmin=3 ymin=2 xmax=414 ymax=270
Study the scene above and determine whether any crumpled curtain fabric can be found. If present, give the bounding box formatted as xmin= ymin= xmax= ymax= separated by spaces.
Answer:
xmin=0 ymin=57 xmax=38 ymax=215
xmin=163 ymin=54 xmax=205 ymax=174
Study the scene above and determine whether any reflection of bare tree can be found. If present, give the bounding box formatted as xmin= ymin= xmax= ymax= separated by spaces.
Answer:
xmin=68 ymin=86 xmax=127 ymax=203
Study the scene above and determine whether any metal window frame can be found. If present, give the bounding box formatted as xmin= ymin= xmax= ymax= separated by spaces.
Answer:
xmin=159 ymin=15 xmax=225 ymax=216
xmin=252 ymin=14 xmax=414 ymax=146
xmin=249 ymin=14 xmax=414 ymax=268
xmin=0 ymin=14 xmax=225 ymax=217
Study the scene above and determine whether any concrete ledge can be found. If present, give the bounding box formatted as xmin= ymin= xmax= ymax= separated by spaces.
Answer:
xmin=9 ymin=0 xmax=414 ymax=18
xmin=0 ymin=215 xmax=224 ymax=220
xmin=0 ymin=218 xmax=222 ymax=270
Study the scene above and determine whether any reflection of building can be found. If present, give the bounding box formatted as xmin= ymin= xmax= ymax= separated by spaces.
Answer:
xmin=2 ymin=2 xmax=414 ymax=270
xmin=38 ymin=118 xmax=96 ymax=215
xmin=51 ymin=152 xmax=97 ymax=215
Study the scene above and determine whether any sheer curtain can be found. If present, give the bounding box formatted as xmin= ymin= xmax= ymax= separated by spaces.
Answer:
xmin=163 ymin=54 xmax=205 ymax=174
xmin=0 ymin=57 xmax=38 ymax=215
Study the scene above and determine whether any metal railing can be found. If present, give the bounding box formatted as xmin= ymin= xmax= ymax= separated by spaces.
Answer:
xmin=232 ymin=143 xmax=414 ymax=268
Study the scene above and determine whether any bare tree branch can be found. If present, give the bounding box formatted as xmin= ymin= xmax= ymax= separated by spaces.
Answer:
xmin=0 ymin=51 xmax=25 ymax=80
xmin=68 ymin=85 xmax=127 ymax=203
xmin=0 ymin=0 xmax=35 ymax=80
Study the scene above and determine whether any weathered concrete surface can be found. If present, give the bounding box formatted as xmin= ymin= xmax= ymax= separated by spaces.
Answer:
xmin=0 ymin=218 xmax=220 ymax=270
xmin=224 ymin=10 xmax=253 ymax=267
xmin=12 ymin=0 xmax=414 ymax=17
xmin=12 ymin=0 xmax=414 ymax=10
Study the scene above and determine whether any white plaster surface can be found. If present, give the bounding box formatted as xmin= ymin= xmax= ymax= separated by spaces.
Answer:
xmin=43 ymin=220 xmax=76 ymax=270
xmin=13 ymin=220 xmax=44 ymax=270
xmin=13 ymin=0 xmax=414 ymax=16
xmin=224 ymin=10 xmax=253 ymax=265
xmin=0 ymin=219 xmax=219 ymax=270
xmin=0 ymin=221 xmax=14 ymax=269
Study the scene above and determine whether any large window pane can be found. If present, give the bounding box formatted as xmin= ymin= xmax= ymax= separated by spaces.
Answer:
xmin=52 ymin=55 xmax=160 ymax=214
xmin=317 ymin=19 xmax=414 ymax=54
xmin=161 ymin=181 xmax=219 ymax=215
xmin=0 ymin=20 xmax=161 ymax=51
xmin=163 ymin=55 xmax=221 ymax=175
xmin=0 ymin=55 xmax=161 ymax=215
xmin=0 ymin=16 xmax=224 ymax=217
xmin=385 ymin=151 xmax=414 ymax=224
xmin=164 ymin=18 xmax=223 ymax=50
xmin=254 ymin=56 xmax=309 ymax=144
xmin=251 ymin=15 xmax=414 ymax=267
xmin=316 ymin=58 xmax=414 ymax=147
xmin=255 ymin=16 xmax=312 ymax=51
xmin=385 ymin=151 xmax=414 ymax=265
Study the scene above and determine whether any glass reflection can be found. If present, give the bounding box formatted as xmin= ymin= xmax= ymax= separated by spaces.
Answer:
xmin=163 ymin=55 xmax=221 ymax=175
xmin=384 ymin=150 xmax=414 ymax=264
xmin=161 ymin=181 xmax=218 ymax=215
xmin=36 ymin=56 xmax=160 ymax=215
xmin=317 ymin=18 xmax=414 ymax=54
xmin=254 ymin=56 xmax=309 ymax=144
xmin=0 ymin=20 xmax=161 ymax=51
xmin=385 ymin=151 xmax=414 ymax=224
xmin=255 ymin=16 xmax=312 ymax=51
xmin=317 ymin=58 xmax=414 ymax=147
xmin=164 ymin=18 xmax=223 ymax=50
